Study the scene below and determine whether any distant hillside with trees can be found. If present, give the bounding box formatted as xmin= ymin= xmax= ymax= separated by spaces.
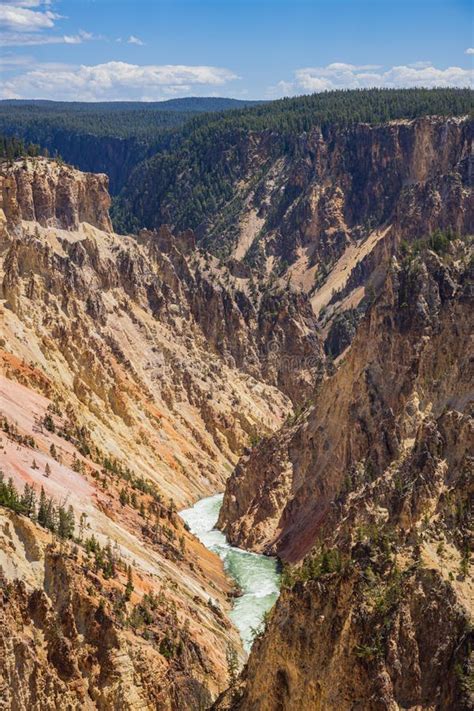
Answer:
xmin=111 ymin=87 xmax=474 ymax=234
xmin=1 ymin=88 xmax=472 ymax=220
xmin=0 ymin=97 xmax=258 ymax=192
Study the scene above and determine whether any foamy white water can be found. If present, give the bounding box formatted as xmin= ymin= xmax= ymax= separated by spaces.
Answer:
xmin=180 ymin=493 xmax=280 ymax=652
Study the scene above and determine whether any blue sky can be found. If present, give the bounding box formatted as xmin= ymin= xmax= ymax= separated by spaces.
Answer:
xmin=1 ymin=0 xmax=472 ymax=101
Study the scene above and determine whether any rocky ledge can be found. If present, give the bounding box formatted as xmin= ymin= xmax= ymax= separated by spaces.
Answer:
xmin=0 ymin=158 xmax=112 ymax=232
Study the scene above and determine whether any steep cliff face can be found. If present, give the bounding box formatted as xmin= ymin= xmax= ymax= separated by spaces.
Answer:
xmin=226 ymin=117 xmax=472 ymax=335
xmin=242 ymin=115 xmax=470 ymax=259
xmin=216 ymin=244 xmax=473 ymax=711
xmin=0 ymin=158 xmax=112 ymax=231
xmin=117 ymin=115 xmax=472 ymax=365
xmin=119 ymin=115 xmax=472 ymax=278
xmin=219 ymin=242 xmax=473 ymax=559
xmin=138 ymin=226 xmax=324 ymax=406
xmin=0 ymin=508 xmax=239 ymax=710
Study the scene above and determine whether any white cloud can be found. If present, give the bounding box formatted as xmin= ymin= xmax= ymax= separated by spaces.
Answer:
xmin=127 ymin=35 xmax=144 ymax=46
xmin=381 ymin=64 xmax=473 ymax=88
xmin=1 ymin=60 xmax=240 ymax=101
xmin=0 ymin=29 xmax=96 ymax=46
xmin=269 ymin=61 xmax=474 ymax=96
xmin=0 ymin=4 xmax=58 ymax=31
xmin=63 ymin=30 xmax=94 ymax=44
xmin=406 ymin=61 xmax=433 ymax=69
xmin=0 ymin=1 xmax=97 ymax=47
xmin=466 ymin=48 xmax=474 ymax=55
xmin=2 ymin=1 xmax=52 ymax=7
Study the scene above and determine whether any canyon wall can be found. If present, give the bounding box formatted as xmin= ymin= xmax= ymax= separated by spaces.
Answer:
xmin=219 ymin=241 xmax=473 ymax=558
xmin=0 ymin=111 xmax=472 ymax=710
xmin=216 ymin=242 xmax=473 ymax=711
xmin=119 ymin=115 xmax=472 ymax=364
xmin=0 ymin=158 xmax=323 ymax=709
xmin=120 ymin=115 xmax=472 ymax=270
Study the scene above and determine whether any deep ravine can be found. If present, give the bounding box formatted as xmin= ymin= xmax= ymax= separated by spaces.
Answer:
xmin=180 ymin=494 xmax=281 ymax=652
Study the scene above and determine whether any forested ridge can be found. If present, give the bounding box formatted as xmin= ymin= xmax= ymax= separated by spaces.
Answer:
xmin=0 ymin=97 xmax=258 ymax=192
xmin=4 ymin=87 xmax=465 ymax=140
xmin=112 ymin=87 xmax=474 ymax=234
xmin=1 ymin=88 xmax=472 ymax=225
xmin=0 ymin=108 xmax=184 ymax=192
xmin=177 ymin=86 xmax=473 ymax=135
xmin=0 ymin=97 xmax=259 ymax=141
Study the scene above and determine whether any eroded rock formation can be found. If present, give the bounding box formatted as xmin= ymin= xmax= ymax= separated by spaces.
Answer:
xmin=0 ymin=157 xmax=324 ymax=710
xmin=216 ymin=242 xmax=473 ymax=710
xmin=0 ymin=158 xmax=112 ymax=231
xmin=0 ymin=113 xmax=472 ymax=710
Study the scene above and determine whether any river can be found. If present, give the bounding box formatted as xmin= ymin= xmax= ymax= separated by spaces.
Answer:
xmin=180 ymin=493 xmax=281 ymax=652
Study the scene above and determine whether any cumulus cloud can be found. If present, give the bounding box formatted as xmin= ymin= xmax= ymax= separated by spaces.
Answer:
xmin=269 ymin=61 xmax=474 ymax=96
xmin=0 ymin=1 xmax=97 ymax=47
xmin=127 ymin=35 xmax=144 ymax=46
xmin=1 ymin=60 xmax=240 ymax=101
xmin=405 ymin=61 xmax=433 ymax=69
xmin=381 ymin=63 xmax=473 ymax=88
xmin=466 ymin=48 xmax=474 ymax=55
xmin=0 ymin=3 xmax=58 ymax=31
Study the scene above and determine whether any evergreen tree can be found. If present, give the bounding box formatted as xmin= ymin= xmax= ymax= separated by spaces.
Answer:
xmin=20 ymin=483 xmax=37 ymax=518
xmin=45 ymin=498 xmax=56 ymax=532
xmin=0 ymin=473 xmax=23 ymax=513
xmin=43 ymin=414 xmax=55 ymax=432
xmin=38 ymin=494 xmax=57 ymax=533
xmin=103 ymin=540 xmax=116 ymax=579
xmin=37 ymin=487 xmax=48 ymax=526
xmin=226 ymin=644 xmax=239 ymax=689
xmin=57 ymin=504 xmax=75 ymax=539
